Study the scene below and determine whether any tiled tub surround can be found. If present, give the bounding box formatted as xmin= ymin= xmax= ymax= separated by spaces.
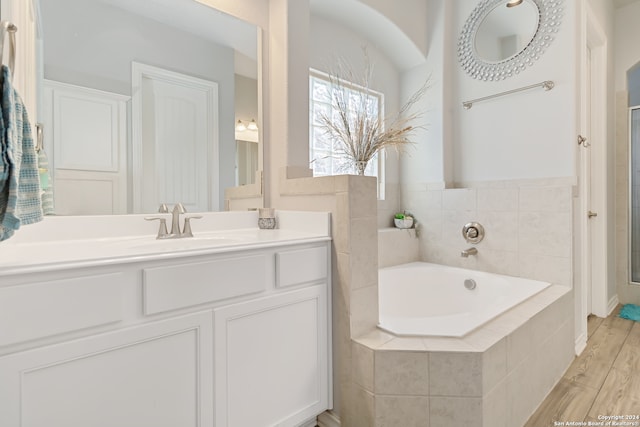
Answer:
xmin=378 ymin=227 xmax=419 ymax=268
xmin=351 ymin=285 xmax=574 ymax=427
xmin=368 ymin=181 xmax=576 ymax=426
xmin=400 ymin=180 xmax=574 ymax=288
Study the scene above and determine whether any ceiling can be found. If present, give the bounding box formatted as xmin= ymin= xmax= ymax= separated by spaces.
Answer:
xmin=94 ymin=0 xmax=422 ymax=72
xmin=96 ymin=0 xmax=257 ymax=61
xmin=309 ymin=0 xmax=425 ymax=71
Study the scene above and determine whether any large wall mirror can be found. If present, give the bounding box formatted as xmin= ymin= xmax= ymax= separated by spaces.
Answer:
xmin=38 ymin=0 xmax=261 ymax=215
xmin=458 ymin=0 xmax=564 ymax=81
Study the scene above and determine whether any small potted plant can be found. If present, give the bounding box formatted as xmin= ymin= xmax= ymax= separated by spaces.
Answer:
xmin=394 ymin=212 xmax=414 ymax=229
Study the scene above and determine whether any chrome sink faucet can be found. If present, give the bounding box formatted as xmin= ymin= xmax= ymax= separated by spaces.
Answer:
xmin=170 ymin=203 xmax=186 ymax=236
xmin=145 ymin=203 xmax=202 ymax=239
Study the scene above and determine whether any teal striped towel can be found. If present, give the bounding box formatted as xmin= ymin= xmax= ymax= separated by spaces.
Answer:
xmin=0 ymin=65 xmax=43 ymax=241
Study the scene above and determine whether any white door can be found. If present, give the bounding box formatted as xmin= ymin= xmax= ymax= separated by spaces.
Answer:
xmin=43 ymin=80 xmax=129 ymax=215
xmin=584 ymin=14 xmax=609 ymax=319
xmin=132 ymin=63 xmax=219 ymax=213
xmin=585 ymin=47 xmax=594 ymax=314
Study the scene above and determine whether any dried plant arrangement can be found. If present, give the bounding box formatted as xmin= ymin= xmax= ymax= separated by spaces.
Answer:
xmin=318 ymin=50 xmax=430 ymax=175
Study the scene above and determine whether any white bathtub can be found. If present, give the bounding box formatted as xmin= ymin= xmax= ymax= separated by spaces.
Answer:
xmin=378 ymin=262 xmax=551 ymax=337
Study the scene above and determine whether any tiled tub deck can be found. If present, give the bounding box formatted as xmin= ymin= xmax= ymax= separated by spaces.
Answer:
xmin=350 ymin=285 xmax=574 ymax=427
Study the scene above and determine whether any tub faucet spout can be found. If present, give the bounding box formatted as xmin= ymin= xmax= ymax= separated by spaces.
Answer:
xmin=461 ymin=247 xmax=478 ymax=258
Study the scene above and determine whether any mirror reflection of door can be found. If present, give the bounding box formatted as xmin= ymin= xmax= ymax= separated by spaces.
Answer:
xmin=43 ymin=81 xmax=129 ymax=215
xmin=38 ymin=0 xmax=260 ymax=215
xmin=132 ymin=63 xmax=219 ymax=214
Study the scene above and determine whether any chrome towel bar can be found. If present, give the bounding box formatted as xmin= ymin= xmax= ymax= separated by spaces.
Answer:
xmin=462 ymin=80 xmax=554 ymax=110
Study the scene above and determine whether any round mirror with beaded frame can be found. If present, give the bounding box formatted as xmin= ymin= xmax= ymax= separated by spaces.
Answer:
xmin=458 ymin=0 xmax=564 ymax=81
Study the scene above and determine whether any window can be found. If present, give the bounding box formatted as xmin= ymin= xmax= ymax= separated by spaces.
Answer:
xmin=309 ymin=70 xmax=384 ymax=190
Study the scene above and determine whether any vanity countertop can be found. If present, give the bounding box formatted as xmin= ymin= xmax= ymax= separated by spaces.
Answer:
xmin=0 ymin=210 xmax=331 ymax=276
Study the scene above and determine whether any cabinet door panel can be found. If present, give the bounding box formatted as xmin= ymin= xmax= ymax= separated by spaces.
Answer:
xmin=214 ymin=285 xmax=329 ymax=427
xmin=0 ymin=311 xmax=213 ymax=427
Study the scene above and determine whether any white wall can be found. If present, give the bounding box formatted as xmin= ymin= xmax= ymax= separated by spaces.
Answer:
xmin=451 ymin=0 xmax=577 ymax=183
xmin=400 ymin=0 xmax=577 ymax=185
xmin=357 ymin=0 xmax=429 ymax=58
xmin=401 ymin=0 xmax=453 ymax=185
xmin=614 ymin=2 xmax=640 ymax=92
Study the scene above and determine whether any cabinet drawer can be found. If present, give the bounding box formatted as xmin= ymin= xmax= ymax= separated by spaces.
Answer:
xmin=143 ymin=254 xmax=270 ymax=315
xmin=276 ymin=245 xmax=328 ymax=288
xmin=0 ymin=273 xmax=124 ymax=347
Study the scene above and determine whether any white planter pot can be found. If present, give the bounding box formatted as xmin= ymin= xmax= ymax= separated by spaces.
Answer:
xmin=394 ymin=218 xmax=414 ymax=229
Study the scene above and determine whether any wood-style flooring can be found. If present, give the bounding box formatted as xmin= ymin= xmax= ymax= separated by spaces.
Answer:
xmin=525 ymin=306 xmax=640 ymax=426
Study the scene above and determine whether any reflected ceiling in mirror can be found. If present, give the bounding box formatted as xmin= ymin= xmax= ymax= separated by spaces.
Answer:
xmin=458 ymin=0 xmax=564 ymax=81
xmin=39 ymin=0 xmax=260 ymax=215
xmin=474 ymin=1 xmax=538 ymax=63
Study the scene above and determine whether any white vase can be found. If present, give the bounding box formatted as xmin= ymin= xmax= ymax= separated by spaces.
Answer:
xmin=355 ymin=161 xmax=368 ymax=176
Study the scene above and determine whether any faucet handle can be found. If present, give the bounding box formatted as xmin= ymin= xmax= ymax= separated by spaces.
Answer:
xmin=182 ymin=216 xmax=203 ymax=238
xmin=158 ymin=203 xmax=169 ymax=213
xmin=145 ymin=216 xmax=169 ymax=239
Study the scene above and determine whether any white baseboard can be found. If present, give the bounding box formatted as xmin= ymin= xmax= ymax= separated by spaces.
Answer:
xmin=299 ymin=419 xmax=318 ymax=427
xmin=575 ymin=331 xmax=587 ymax=356
xmin=317 ymin=411 xmax=341 ymax=427
xmin=608 ymin=295 xmax=621 ymax=315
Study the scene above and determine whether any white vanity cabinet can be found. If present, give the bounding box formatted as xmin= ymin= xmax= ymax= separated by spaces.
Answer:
xmin=0 ymin=240 xmax=331 ymax=427
xmin=214 ymin=284 xmax=328 ymax=427
xmin=0 ymin=311 xmax=214 ymax=427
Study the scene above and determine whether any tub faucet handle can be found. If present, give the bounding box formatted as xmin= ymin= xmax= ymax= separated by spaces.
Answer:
xmin=466 ymin=227 xmax=479 ymax=239
xmin=462 ymin=222 xmax=485 ymax=244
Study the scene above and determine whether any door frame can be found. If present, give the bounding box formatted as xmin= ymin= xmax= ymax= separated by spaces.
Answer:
xmin=131 ymin=62 xmax=219 ymax=213
xmin=579 ymin=3 xmax=610 ymax=350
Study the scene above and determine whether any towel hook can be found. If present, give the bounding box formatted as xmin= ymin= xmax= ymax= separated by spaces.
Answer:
xmin=0 ymin=21 xmax=17 ymax=81
xmin=35 ymin=123 xmax=44 ymax=152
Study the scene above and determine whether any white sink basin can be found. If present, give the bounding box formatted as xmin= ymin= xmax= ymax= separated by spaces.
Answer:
xmin=128 ymin=235 xmax=243 ymax=251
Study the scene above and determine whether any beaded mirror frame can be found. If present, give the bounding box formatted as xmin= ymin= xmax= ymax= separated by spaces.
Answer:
xmin=458 ymin=0 xmax=564 ymax=81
